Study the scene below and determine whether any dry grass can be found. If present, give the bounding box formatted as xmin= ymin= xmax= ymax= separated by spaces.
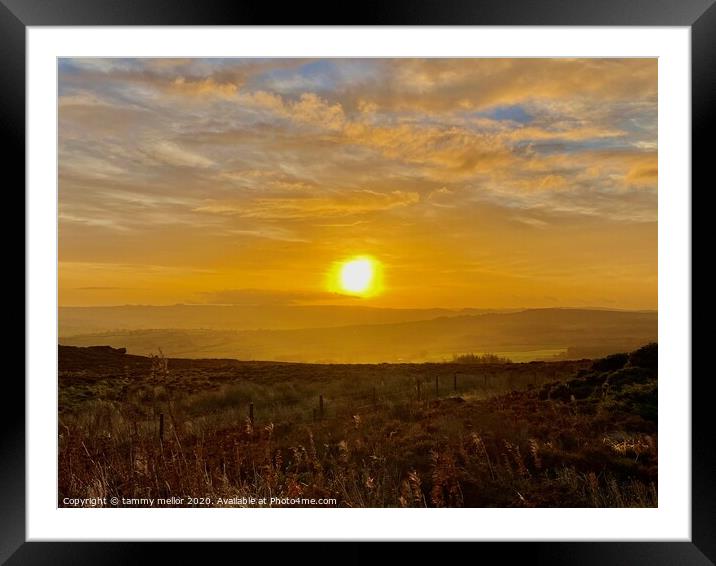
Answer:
xmin=58 ymin=345 xmax=657 ymax=507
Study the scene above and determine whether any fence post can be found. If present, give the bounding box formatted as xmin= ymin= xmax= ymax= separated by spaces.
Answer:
xmin=319 ymin=395 xmax=324 ymax=420
xmin=249 ymin=402 xmax=254 ymax=425
xmin=158 ymin=413 xmax=164 ymax=442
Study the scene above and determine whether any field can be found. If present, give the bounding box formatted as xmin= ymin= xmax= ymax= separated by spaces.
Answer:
xmin=58 ymin=344 xmax=657 ymax=508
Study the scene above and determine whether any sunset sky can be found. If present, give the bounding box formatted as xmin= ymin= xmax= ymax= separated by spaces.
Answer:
xmin=59 ymin=58 xmax=657 ymax=310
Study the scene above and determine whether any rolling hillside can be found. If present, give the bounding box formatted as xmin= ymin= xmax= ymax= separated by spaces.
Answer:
xmin=60 ymin=308 xmax=657 ymax=363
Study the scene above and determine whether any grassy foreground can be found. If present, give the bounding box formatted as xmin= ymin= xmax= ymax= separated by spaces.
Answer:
xmin=58 ymin=344 xmax=657 ymax=507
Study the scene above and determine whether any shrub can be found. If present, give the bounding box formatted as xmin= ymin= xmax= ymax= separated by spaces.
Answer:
xmin=591 ymin=353 xmax=628 ymax=373
xmin=610 ymin=382 xmax=658 ymax=422
xmin=606 ymin=367 xmax=653 ymax=388
xmin=451 ymin=353 xmax=512 ymax=364
xmin=628 ymin=343 xmax=657 ymax=371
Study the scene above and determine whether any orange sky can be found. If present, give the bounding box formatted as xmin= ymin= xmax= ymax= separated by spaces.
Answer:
xmin=58 ymin=58 xmax=657 ymax=310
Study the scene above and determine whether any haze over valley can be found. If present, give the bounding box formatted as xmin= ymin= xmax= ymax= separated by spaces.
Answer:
xmin=60 ymin=305 xmax=656 ymax=363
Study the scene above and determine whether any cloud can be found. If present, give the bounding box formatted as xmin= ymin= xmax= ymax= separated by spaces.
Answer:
xmin=511 ymin=216 xmax=550 ymax=229
xmin=170 ymin=76 xmax=238 ymax=98
xmin=427 ymin=186 xmax=457 ymax=208
xmin=145 ymin=141 xmax=214 ymax=168
xmin=195 ymin=190 xmax=420 ymax=219
xmin=225 ymin=227 xmax=309 ymax=243
xmin=59 ymin=58 xmax=307 ymax=102
xmin=241 ymin=90 xmax=346 ymax=130
xmin=289 ymin=93 xmax=346 ymax=130
xmin=625 ymin=161 xmax=658 ymax=187
xmin=366 ymin=58 xmax=657 ymax=114
xmin=428 ymin=187 xmax=454 ymax=199
xmin=197 ymin=288 xmax=347 ymax=306
xmin=59 ymin=92 xmax=113 ymax=108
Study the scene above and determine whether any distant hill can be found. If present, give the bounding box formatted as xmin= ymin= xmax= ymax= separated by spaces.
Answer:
xmin=60 ymin=307 xmax=657 ymax=364
xmin=58 ymin=304 xmax=507 ymax=335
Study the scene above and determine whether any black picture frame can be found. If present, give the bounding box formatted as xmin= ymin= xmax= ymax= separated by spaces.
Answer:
xmin=6 ymin=0 xmax=709 ymax=563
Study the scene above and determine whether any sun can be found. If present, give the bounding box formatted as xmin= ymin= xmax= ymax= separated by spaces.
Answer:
xmin=329 ymin=256 xmax=382 ymax=297
xmin=340 ymin=258 xmax=374 ymax=293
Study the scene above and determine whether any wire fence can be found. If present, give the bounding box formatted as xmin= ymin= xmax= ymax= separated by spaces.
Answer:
xmin=61 ymin=359 xmax=588 ymax=442
xmin=146 ymin=368 xmax=570 ymax=434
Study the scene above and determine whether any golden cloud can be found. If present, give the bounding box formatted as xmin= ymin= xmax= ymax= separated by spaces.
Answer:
xmin=195 ymin=190 xmax=420 ymax=219
xmin=170 ymin=76 xmax=239 ymax=98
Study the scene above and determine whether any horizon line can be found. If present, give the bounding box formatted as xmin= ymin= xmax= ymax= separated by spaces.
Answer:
xmin=58 ymin=303 xmax=658 ymax=312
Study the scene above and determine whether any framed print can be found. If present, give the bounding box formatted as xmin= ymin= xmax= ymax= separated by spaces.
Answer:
xmin=9 ymin=0 xmax=711 ymax=562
